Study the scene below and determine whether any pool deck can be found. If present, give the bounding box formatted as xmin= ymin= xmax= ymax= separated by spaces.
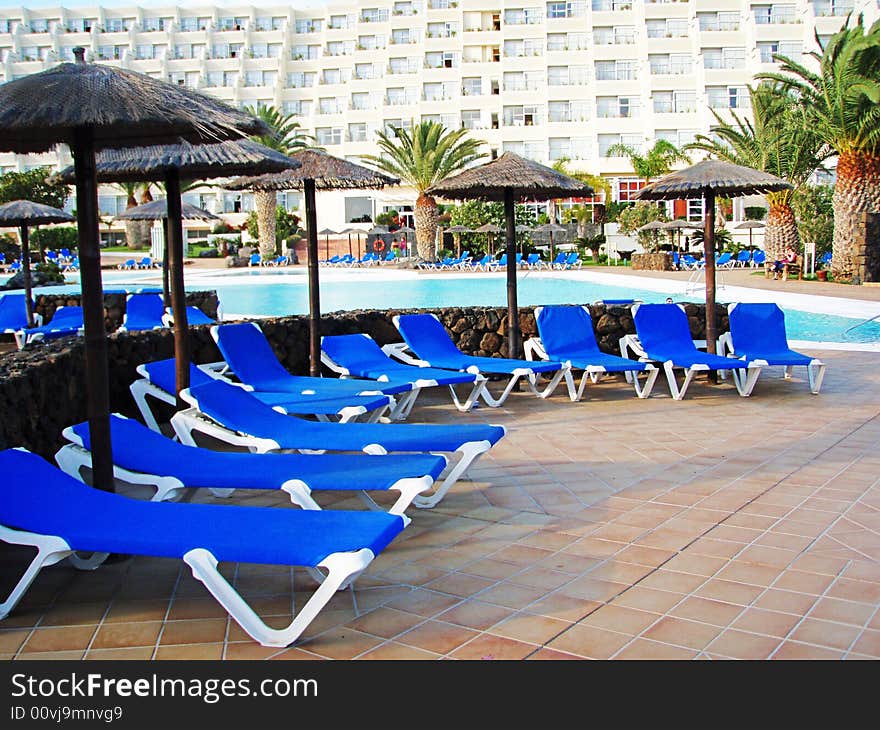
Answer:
xmin=3 ymin=348 xmax=879 ymax=660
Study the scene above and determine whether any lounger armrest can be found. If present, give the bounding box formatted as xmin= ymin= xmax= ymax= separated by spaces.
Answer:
xmin=523 ymin=337 xmax=547 ymax=362
xmin=382 ymin=342 xmax=430 ymax=368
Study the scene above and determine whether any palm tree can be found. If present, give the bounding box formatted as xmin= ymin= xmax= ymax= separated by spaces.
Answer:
xmin=360 ymin=121 xmax=487 ymax=260
xmin=116 ymin=181 xmax=151 ymax=248
xmin=246 ymin=105 xmax=313 ymax=260
xmin=757 ymin=15 xmax=880 ymax=279
xmin=685 ymin=83 xmax=832 ymax=261
xmin=551 ymin=158 xmax=611 ymax=227
xmin=605 ymin=139 xmax=690 ymax=184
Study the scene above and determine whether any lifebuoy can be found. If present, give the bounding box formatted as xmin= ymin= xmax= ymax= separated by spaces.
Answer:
xmin=374 ymin=239 xmax=386 ymax=252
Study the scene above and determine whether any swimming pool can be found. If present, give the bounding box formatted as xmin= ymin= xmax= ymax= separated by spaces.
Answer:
xmin=16 ymin=268 xmax=880 ymax=346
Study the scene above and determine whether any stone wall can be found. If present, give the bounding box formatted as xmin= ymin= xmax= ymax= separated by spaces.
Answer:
xmin=852 ymin=212 xmax=880 ymax=285
xmin=0 ymin=302 xmax=729 ymax=459
xmin=631 ymin=253 xmax=674 ymax=271
xmin=32 ymin=290 xmax=219 ymax=332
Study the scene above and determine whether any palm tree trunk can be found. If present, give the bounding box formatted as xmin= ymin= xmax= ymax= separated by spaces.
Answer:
xmin=831 ymin=151 xmax=880 ymax=280
xmin=415 ymin=193 xmax=438 ymax=261
xmin=763 ymin=199 xmax=800 ymax=262
xmin=255 ymin=190 xmax=277 ymax=260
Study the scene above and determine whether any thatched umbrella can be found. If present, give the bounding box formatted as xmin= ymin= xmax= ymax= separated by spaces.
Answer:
xmin=340 ymin=228 xmax=359 ymax=257
xmin=661 ymin=219 xmax=702 ymax=256
xmin=533 ymin=222 xmax=566 ymax=262
xmin=225 ymin=150 xmax=398 ymax=375
xmin=474 ymin=222 xmax=503 ymax=255
xmin=395 ymin=225 xmax=415 ymax=255
xmin=428 ymin=152 xmax=593 ymax=357
xmin=318 ymin=228 xmax=337 ymax=260
xmin=0 ymin=200 xmax=75 ymax=327
xmin=53 ymin=138 xmax=298 ymax=404
xmin=638 ymin=219 xmax=668 ymax=252
xmin=0 ymin=46 xmax=267 ymax=492
xmin=445 ymin=224 xmax=472 ymax=257
xmin=634 ymin=160 xmax=791 ymax=354
xmin=736 ymin=219 xmax=766 ymax=249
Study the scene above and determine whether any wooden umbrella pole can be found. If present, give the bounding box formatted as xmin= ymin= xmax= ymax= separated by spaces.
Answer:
xmin=704 ymin=190 xmax=717 ymax=356
xmin=304 ymin=178 xmax=321 ymax=377
xmin=161 ymin=219 xmax=171 ymax=308
xmin=504 ymin=187 xmax=521 ymax=359
xmin=19 ymin=225 xmax=35 ymax=328
xmin=164 ymin=169 xmax=190 ymax=406
xmin=71 ymin=126 xmax=114 ymax=493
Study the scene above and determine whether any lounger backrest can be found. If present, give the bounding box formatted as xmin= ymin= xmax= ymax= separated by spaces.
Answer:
xmin=187 ymin=379 xmax=289 ymax=436
xmin=728 ymin=302 xmax=791 ymax=353
xmin=395 ymin=313 xmax=463 ymax=362
xmin=322 ymin=334 xmax=391 ymax=372
xmin=125 ymin=293 xmax=165 ymax=328
xmin=0 ymin=294 xmax=28 ymax=329
xmin=181 ymin=306 xmax=214 ymax=326
xmin=212 ymin=322 xmax=293 ymax=390
xmin=141 ymin=358 xmax=215 ymax=394
xmin=633 ymin=303 xmax=693 ymax=354
xmin=69 ymin=414 xmax=182 ymax=467
xmin=753 ymin=250 xmax=766 ymax=264
xmin=536 ymin=305 xmax=600 ymax=358
xmin=46 ymin=306 xmax=84 ymax=328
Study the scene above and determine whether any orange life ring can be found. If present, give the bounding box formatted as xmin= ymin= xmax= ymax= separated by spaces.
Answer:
xmin=374 ymin=239 xmax=386 ymax=252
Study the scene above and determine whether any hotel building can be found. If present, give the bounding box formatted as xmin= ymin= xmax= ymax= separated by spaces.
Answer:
xmin=0 ymin=1 xmax=863 ymax=236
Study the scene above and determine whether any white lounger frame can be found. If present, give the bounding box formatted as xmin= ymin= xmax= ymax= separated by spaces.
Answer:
xmin=55 ymin=417 xmax=434 ymax=518
xmin=0 ymin=523 xmax=380 ymax=648
xmin=388 ymin=314 xmax=569 ymax=407
xmin=171 ymin=388 xmax=500 ymax=509
xmin=717 ymin=303 xmax=826 ymax=395
xmin=130 ymin=362 xmax=385 ymax=434
xmin=320 ymin=333 xmax=489 ymax=414
xmin=524 ymin=306 xmax=659 ymax=401
xmin=620 ymin=304 xmax=762 ymax=401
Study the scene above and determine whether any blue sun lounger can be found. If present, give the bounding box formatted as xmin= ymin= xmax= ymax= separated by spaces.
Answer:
xmin=391 ymin=313 xmax=568 ymax=406
xmin=527 ymin=305 xmax=659 ymax=401
xmin=624 ymin=303 xmax=761 ymax=400
xmin=14 ymin=305 xmax=83 ymax=349
xmin=130 ymin=358 xmax=392 ymax=432
xmin=212 ymin=322 xmax=419 ymax=420
xmin=0 ymin=447 xmax=405 ymax=647
xmin=321 ymin=333 xmax=488 ymax=413
xmin=57 ymin=413 xmax=444 ymax=515
xmin=1 ymin=294 xmax=39 ymax=337
xmin=162 ymin=305 xmax=215 ymax=327
xmin=118 ymin=292 xmax=166 ymax=332
xmin=172 ymin=378 xmax=506 ymax=508
xmin=719 ymin=302 xmax=827 ymax=394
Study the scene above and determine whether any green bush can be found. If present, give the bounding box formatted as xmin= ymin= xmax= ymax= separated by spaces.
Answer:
xmin=34 ymin=260 xmax=65 ymax=283
xmin=30 ymin=226 xmax=78 ymax=255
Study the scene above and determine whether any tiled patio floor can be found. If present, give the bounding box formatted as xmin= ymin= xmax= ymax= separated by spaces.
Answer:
xmin=3 ymin=348 xmax=879 ymax=660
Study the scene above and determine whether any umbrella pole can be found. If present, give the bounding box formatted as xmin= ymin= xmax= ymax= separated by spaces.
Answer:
xmin=347 ymin=233 xmax=352 ymax=257
xmin=19 ymin=225 xmax=35 ymax=328
xmin=164 ymin=169 xmax=190 ymax=406
xmin=71 ymin=127 xmax=114 ymax=493
xmin=325 ymin=234 xmax=329 ymax=261
xmin=161 ymin=219 xmax=171 ymax=308
xmin=504 ymin=187 xmax=521 ymax=359
xmin=704 ymin=191 xmax=717 ymax=358
xmin=304 ymin=179 xmax=321 ymax=377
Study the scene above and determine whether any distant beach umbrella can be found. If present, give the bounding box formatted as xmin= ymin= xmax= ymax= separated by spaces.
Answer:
xmin=445 ymin=225 xmax=472 ymax=256
xmin=318 ymin=228 xmax=338 ymax=260
xmin=534 ymin=222 xmax=567 ymax=261
xmin=0 ymin=200 xmax=75 ymax=327
xmin=736 ymin=219 xmax=767 ymax=249
xmin=428 ymin=153 xmax=593 ymax=357
xmin=225 ymin=150 xmax=398 ymax=375
xmin=474 ymin=222 xmax=503 ymax=255
xmin=634 ymin=160 xmax=791 ymax=355
xmin=0 ymin=46 xmax=267 ymax=492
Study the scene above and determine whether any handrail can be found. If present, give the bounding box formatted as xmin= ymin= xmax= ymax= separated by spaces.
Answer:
xmin=843 ymin=312 xmax=880 ymax=335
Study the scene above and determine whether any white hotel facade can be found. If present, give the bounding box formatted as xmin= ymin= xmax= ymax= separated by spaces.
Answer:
xmin=0 ymin=0 xmax=867 ymax=235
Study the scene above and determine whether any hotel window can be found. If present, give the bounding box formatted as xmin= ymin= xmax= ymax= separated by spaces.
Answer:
xmin=354 ymin=62 xmax=378 ymax=79
xmin=757 ymin=40 xmax=801 ymax=63
xmin=288 ymin=71 xmax=316 ymax=88
xmin=319 ymin=97 xmax=343 ymax=114
xmin=205 ymin=71 xmax=222 ymax=87
xmin=223 ymin=71 xmax=239 ymax=87
xmin=282 ymin=100 xmax=312 ymax=116
xmin=315 ymin=127 xmax=343 ymax=146
xmin=597 ymin=95 xmax=640 ymax=118
xmin=19 ymin=46 xmax=38 ymax=61
xmin=251 ymin=43 xmax=269 ymax=58
xmin=348 ymin=123 xmax=368 ymax=142
xmin=617 ymin=177 xmax=645 ymax=201
xmin=548 ymin=138 xmax=571 ymax=161
xmin=295 ymin=19 xmax=322 ymax=34
xmin=547 ymin=2 xmax=586 ymax=18
xmin=462 ymin=77 xmax=483 ymax=96
xmin=703 ymin=47 xmax=745 ymax=69
xmin=322 ymin=68 xmax=344 ymax=85
xmin=753 ymin=4 xmax=797 ymax=24
xmin=350 ymin=92 xmax=371 ymax=110
xmin=292 ymin=45 xmax=319 ymax=60
xmin=504 ymin=8 xmax=544 ymax=25
xmin=595 ymin=60 xmax=637 ymax=80
xmin=813 ymin=0 xmax=854 ymax=16
xmin=461 ymin=110 xmax=482 ymax=129
xmin=29 ymin=18 xmax=49 ymax=33
xmin=326 ymin=41 xmax=353 ymax=56
xmin=546 ymin=33 xmax=567 ymax=51
xmin=392 ymin=29 xmax=417 ymax=45
xmin=361 ymin=8 xmax=390 ymax=23
xmin=142 ymin=17 xmax=170 ymax=32
xmin=503 ymin=104 xmax=542 ymax=126
xmin=218 ymin=17 xmax=248 ymax=31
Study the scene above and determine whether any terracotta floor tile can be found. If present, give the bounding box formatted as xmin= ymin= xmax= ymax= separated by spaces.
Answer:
xmin=159 ymin=619 xmax=228 ymax=646
xmin=436 ymin=600 xmax=513 ymax=630
xmin=731 ymin=608 xmax=802 ymax=638
xmin=827 ymin=578 xmax=880 ymax=604
xmin=753 ymin=589 xmax=820 ymax=616
xmin=384 ymin=588 xmax=462 ymax=618
xmin=771 ymin=641 xmax=845 ymax=660
xmin=359 ymin=642 xmax=441 ymax=660
xmin=849 ymin=629 xmax=880 ymax=658
xmin=527 ymin=593 xmax=601 ymax=623
xmin=299 ymin=627 xmax=384 ymax=660
xmin=20 ymin=626 xmax=95 ymax=653
xmin=507 ymin=567 xmax=574 ymax=591
xmin=40 ymin=601 xmax=109 ymax=627
xmin=789 ymin=618 xmax=861 ymax=651
xmin=661 ymin=553 xmax=728 ymax=578
xmin=104 ymin=599 xmax=169 ymax=624
xmin=612 ymin=586 xmax=685 ymax=614
xmin=0 ymin=629 xmax=31 ymax=654
xmin=614 ymin=638 xmax=700 ymax=660
xmin=91 ymin=621 xmax=162 ymax=650
xmin=669 ymin=597 xmax=744 ymax=627
xmin=489 ymin=612 xmax=570 ymax=645
xmin=398 ymin=620 xmax=479 ymax=654
xmin=579 ymin=605 xmax=661 ymax=635
xmin=809 ymin=597 xmax=876 ymax=626
xmin=641 ymin=616 xmax=722 ymax=651
xmin=546 ymin=624 xmax=632 ymax=659
xmin=695 ymin=579 xmax=765 ymax=606
xmin=346 ymin=607 xmax=424 ymax=639
xmin=638 ymin=570 xmax=707 ymax=594
xmin=154 ymin=643 xmax=224 ymax=660
xmin=449 ymin=633 xmax=537 ymax=660
xmin=475 ymin=581 xmax=548 ymax=609
xmin=560 ymin=577 xmax=629 ymax=604
xmin=773 ymin=570 xmax=836 ymax=595
xmin=15 ymin=650 xmax=86 ymax=660
xmin=526 ymin=647 xmax=585 ymax=660
xmin=167 ymin=597 xmax=230 ymax=621
xmin=716 ymin=562 xmax=782 ymax=587
xmin=705 ymin=630 xmax=780 ymax=659
xmin=85 ymin=647 xmax=155 ymax=660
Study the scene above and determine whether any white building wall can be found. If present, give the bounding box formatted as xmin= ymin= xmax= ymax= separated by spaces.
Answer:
xmin=0 ymin=0 xmax=868 ymax=231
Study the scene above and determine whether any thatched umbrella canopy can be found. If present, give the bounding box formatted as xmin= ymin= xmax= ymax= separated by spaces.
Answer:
xmin=0 ymin=200 xmax=75 ymax=327
xmin=661 ymin=218 xmax=702 ymax=255
xmin=428 ymin=152 xmax=593 ymax=357
xmin=638 ymin=219 xmax=668 ymax=252
xmin=736 ymin=219 xmax=767 ymax=249
xmin=0 ymin=47 xmax=267 ymax=493
xmin=634 ymin=160 xmax=791 ymax=355
xmin=473 ymin=222 xmax=503 ymax=255
xmin=115 ymin=199 xmax=219 ymax=222
xmin=534 ymin=222 xmax=567 ymax=261
xmin=225 ymin=150 xmax=399 ymax=376
xmin=53 ymin=137 xmax=297 ymax=404
xmin=318 ymin=228 xmax=338 ymax=260
xmin=445 ymin=225 xmax=472 ymax=257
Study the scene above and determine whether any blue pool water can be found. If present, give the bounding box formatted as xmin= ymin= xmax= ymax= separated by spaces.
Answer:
xmin=12 ymin=271 xmax=880 ymax=344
